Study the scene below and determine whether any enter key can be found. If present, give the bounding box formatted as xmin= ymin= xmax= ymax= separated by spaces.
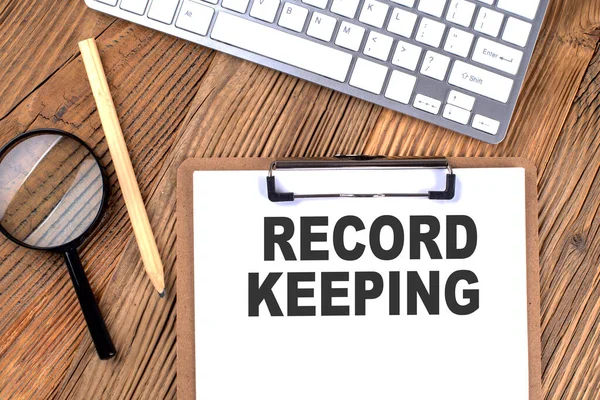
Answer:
xmin=472 ymin=37 xmax=523 ymax=75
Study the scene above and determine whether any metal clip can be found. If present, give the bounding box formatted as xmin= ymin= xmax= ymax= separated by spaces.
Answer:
xmin=266 ymin=157 xmax=455 ymax=202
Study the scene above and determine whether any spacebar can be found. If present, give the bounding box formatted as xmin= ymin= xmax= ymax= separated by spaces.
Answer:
xmin=211 ymin=12 xmax=352 ymax=82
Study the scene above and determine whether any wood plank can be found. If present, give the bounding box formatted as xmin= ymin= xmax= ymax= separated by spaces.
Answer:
xmin=0 ymin=0 xmax=598 ymax=398
xmin=537 ymin=48 xmax=600 ymax=400
xmin=0 ymin=19 xmax=213 ymax=399
xmin=0 ymin=0 xmax=116 ymax=119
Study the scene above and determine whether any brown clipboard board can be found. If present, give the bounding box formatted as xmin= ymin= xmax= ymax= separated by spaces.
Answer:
xmin=176 ymin=157 xmax=541 ymax=400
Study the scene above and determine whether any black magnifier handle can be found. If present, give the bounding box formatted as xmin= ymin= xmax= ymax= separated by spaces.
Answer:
xmin=63 ymin=248 xmax=116 ymax=360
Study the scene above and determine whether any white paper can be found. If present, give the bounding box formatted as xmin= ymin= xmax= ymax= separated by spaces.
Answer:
xmin=192 ymin=167 xmax=529 ymax=400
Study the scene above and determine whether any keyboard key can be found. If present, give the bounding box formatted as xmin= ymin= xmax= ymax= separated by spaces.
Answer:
xmin=96 ymin=0 xmax=118 ymax=5
xmin=445 ymin=0 xmax=475 ymax=27
xmin=472 ymin=114 xmax=500 ymax=134
xmin=502 ymin=17 xmax=532 ymax=47
xmin=417 ymin=0 xmax=446 ymax=18
xmin=385 ymin=70 xmax=417 ymax=104
xmin=444 ymin=27 xmax=473 ymax=57
xmin=415 ymin=18 xmax=446 ymax=47
xmin=335 ymin=21 xmax=365 ymax=51
xmin=448 ymin=60 xmax=513 ymax=103
xmin=472 ymin=37 xmax=523 ymax=75
xmin=358 ymin=0 xmax=389 ymax=28
xmin=443 ymin=104 xmax=470 ymax=124
xmin=420 ymin=50 xmax=450 ymax=80
xmin=250 ymin=0 xmax=281 ymax=22
xmin=364 ymin=31 xmax=394 ymax=61
xmin=387 ymin=8 xmax=418 ymax=38
xmin=121 ymin=0 xmax=149 ymax=14
xmin=148 ymin=0 xmax=180 ymax=24
xmin=350 ymin=58 xmax=388 ymax=94
xmin=302 ymin=0 xmax=329 ymax=8
xmin=414 ymin=93 xmax=441 ymax=114
xmin=391 ymin=0 xmax=415 ymax=6
xmin=278 ymin=3 xmax=309 ymax=32
xmin=176 ymin=0 xmax=214 ymax=35
xmin=330 ymin=0 xmax=361 ymax=18
xmin=474 ymin=8 xmax=504 ymax=37
xmin=391 ymin=41 xmax=422 ymax=71
xmin=211 ymin=12 xmax=352 ymax=81
xmin=222 ymin=0 xmax=250 ymax=13
xmin=497 ymin=0 xmax=540 ymax=20
xmin=476 ymin=0 xmax=493 ymax=3
xmin=307 ymin=12 xmax=337 ymax=41
xmin=447 ymin=90 xmax=475 ymax=110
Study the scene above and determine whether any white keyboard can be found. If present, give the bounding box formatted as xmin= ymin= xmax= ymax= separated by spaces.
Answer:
xmin=85 ymin=0 xmax=549 ymax=143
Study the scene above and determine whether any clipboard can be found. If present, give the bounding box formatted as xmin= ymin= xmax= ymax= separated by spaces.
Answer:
xmin=177 ymin=157 xmax=541 ymax=400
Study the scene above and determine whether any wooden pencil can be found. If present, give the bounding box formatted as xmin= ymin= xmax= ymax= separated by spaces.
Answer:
xmin=78 ymin=38 xmax=166 ymax=297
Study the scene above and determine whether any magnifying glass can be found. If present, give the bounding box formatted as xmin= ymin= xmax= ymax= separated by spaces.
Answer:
xmin=0 ymin=128 xmax=116 ymax=360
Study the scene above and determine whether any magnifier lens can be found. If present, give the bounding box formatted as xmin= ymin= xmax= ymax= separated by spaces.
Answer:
xmin=0 ymin=133 xmax=104 ymax=248
xmin=0 ymin=131 xmax=115 ymax=360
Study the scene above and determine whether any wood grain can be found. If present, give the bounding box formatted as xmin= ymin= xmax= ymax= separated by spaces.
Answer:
xmin=0 ymin=0 xmax=599 ymax=398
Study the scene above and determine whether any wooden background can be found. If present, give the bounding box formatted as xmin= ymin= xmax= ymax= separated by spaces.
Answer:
xmin=0 ymin=0 xmax=599 ymax=398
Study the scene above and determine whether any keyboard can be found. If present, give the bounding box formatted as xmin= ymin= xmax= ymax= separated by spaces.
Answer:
xmin=85 ymin=0 xmax=549 ymax=143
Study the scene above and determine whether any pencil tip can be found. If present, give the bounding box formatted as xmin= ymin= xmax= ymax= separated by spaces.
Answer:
xmin=158 ymin=290 xmax=166 ymax=298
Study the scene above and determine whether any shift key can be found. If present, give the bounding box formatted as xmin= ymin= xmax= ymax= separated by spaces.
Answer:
xmin=448 ymin=61 xmax=513 ymax=103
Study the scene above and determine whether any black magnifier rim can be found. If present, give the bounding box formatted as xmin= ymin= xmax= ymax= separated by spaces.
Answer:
xmin=0 ymin=128 xmax=109 ymax=253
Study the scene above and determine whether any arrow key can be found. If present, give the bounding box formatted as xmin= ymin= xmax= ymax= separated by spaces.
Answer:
xmin=472 ymin=114 xmax=500 ymax=135
xmin=447 ymin=90 xmax=475 ymax=111
xmin=413 ymin=93 xmax=441 ymax=115
xmin=443 ymin=104 xmax=470 ymax=124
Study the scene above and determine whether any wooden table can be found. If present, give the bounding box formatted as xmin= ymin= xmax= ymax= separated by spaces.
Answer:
xmin=0 ymin=0 xmax=599 ymax=398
